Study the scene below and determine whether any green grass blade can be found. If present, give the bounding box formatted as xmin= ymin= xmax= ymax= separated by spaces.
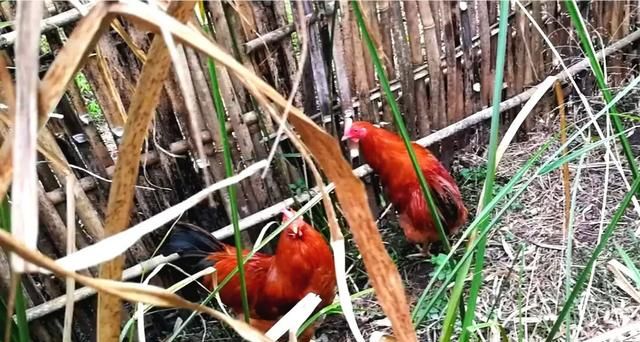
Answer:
xmin=440 ymin=255 xmax=471 ymax=341
xmin=350 ymin=0 xmax=451 ymax=252
xmin=199 ymin=8 xmax=250 ymax=323
xmin=297 ymin=288 xmax=374 ymax=336
xmin=0 ymin=197 xmax=19 ymax=342
xmin=539 ymin=130 xmax=627 ymax=175
xmin=0 ymin=197 xmax=28 ymax=342
xmin=0 ymin=197 xmax=9 ymax=230
xmin=457 ymin=0 xmax=510 ymax=340
xmin=546 ymin=175 xmax=640 ymax=341
xmin=615 ymin=244 xmax=640 ymax=288
xmin=12 ymin=282 xmax=28 ymax=342
xmin=415 ymin=65 xmax=640 ymax=329
xmin=563 ymin=0 xmax=639 ymax=179
xmin=0 ymin=297 xmax=19 ymax=342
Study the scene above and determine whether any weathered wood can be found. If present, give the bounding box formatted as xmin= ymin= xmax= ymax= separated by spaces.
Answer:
xmin=418 ymin=0 xmax=441 ymax=131
xmin=459 ymin=1 xmax=476 ymax=117
xmin=477 ymin=0 xmax=492 ymax=107
xmin=351 ymin=4 xmax=374 ymax=122
xmin=390 ymin=1 xmax=414 ymax=135
xmin=405 ymin=0 xmax=428 ymax=137
xmin=441 ymin=0 xmax=462 ymax=126
xmin=301 ymin=0 xmax=332 ymax=119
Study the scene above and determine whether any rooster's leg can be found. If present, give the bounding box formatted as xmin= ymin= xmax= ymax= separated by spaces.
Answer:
xmin=420 ymin=242 xmax=432 ymax=257
xmin=408 ymin=242 xmax=432 ymax=259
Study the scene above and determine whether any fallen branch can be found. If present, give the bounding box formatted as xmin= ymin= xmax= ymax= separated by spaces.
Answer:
xmin=0 ymin=8 xmax=84 ymax=49
xmin=244 ymin=11 xmax=324 ymax=54
xmin=23 ymin=24 xmax=640 ymax=323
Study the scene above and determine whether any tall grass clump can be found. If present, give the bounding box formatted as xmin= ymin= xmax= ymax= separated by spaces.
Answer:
xmin=456 ymin=0 xmax=509 ymax=340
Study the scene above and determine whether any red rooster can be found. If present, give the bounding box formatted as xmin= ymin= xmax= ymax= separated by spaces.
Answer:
xmin=164 ymin=208 xmax=336 ymax=341
xmin=342 ymin=121 xmax=467 ymax=254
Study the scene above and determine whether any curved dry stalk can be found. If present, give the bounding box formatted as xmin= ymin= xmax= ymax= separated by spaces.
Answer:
xmin=95 ymin=2 xmax=197 ymax=341
xmin=10 ymin=0 xmax=43 ymax=274
xmin=245 ymin=72 xmax=365 ymax=341
xmin=106 ymin=3 xmax=414 ymax=339
xmin=50 ymin=160 xmax=267 ymax=272
xmin=150 ymin=0 xmax=214 ymax=204
xmin=476 ymin=76 xmax=558 ymax=207
xmin=261 ymin=0 xmax=309 ymax=179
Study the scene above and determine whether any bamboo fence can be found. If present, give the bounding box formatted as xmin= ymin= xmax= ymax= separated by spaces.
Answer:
xmin=0 ymin=0 xmax=637 ymax=340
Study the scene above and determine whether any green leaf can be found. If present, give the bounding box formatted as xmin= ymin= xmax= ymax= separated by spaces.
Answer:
xmin=457 ymin=1 xmax=510 ymax=340
xmin=0 ymin=197 xmax=30 ymax=342
xmin=615 ymin=244 xmax=640 ymax=291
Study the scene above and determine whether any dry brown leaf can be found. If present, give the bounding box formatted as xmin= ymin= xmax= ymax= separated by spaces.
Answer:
xmin=0 ymin=229 xmax=272 ymax=342
xmin=107 ymin=3 xmax=416 ymax=341
xmin=369 ymin=331 xmax=397 ymax=342
xmin=110 ymin=18 xmax=147 ymax=63
xmin=95 ymin=2 xmax=196 ymax=341
xmin=95 ymin=45 xmax=128 ymax=126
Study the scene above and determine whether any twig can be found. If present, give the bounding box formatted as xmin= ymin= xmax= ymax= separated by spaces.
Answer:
xmin=62 ymin=176 xmax=76 ymax=342
xmin=0 ymin=8 xmax=82 ymax=49
xmin=262 ymin=0 xmax=309 ymax=178
xmin=555 ymin=81 xmax=571 ymax=238
xmin=245 ymin=11 xmax=321 ymax=54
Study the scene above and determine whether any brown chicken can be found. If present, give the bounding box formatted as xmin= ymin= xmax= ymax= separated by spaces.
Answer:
xmin=164 ymin=208 xmax=336 ymax=341
xmin=342 ymin=121 xmax=468 ymax=254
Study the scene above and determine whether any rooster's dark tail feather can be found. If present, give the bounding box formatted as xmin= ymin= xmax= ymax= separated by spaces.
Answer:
xmin=163 ymin=222 xmax=225 ymax=273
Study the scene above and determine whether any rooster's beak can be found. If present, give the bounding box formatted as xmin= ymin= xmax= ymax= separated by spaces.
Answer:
xmin=342 ymin=118 xmax=353 ymax=141
xmin=282 ymin=208 xmax=299 ymax=235
xmin=290 ymin=223 xmax=299 ymax=236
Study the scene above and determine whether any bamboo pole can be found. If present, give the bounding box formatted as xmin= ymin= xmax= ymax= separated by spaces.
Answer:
xmin=244 ymin=10 xmax=329 ymax=54
xmin=405 ymin=0 xmax=428 ymax=136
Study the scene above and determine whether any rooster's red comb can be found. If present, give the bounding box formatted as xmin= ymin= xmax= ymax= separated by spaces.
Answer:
xmin=281 ymin=207 xmax=298 ymax=222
